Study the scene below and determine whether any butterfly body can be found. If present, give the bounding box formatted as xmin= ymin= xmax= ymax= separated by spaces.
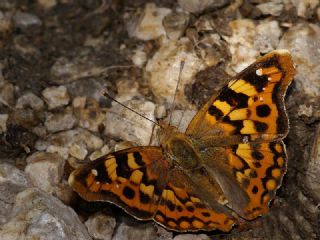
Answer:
xmin=69 ymin=50 xmax=296 ymax=232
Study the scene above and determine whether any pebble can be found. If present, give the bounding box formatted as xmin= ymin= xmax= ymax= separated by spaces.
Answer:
xmin=89 ymin=145 xmax=110 ymax=161
xmin=16 ymin=92 xmax=45 ymax=111
xmin=163 ymin=11 xmax=190 ymax=40
xmin=37 ymin=0 xmax=57 ymax=9
xmin=111 ymin=221 xmax=157 ymax=240
xmin=289 ymin=0 xmax=319 ymax=18
xmin=68 ymin=142 xmax=88 ymax=160
xmin=0 ymin=114 xmax=8 ymax=132
xmin=256 ymin=0 xmax=284 ymax=16
xmin=177 ymin=0 xmax=231 ymax=13
xmin=25 ymin=152 xmax=65 ymax=194
xmin=131 ymin=47 xmax=147 ymax=67
xmin=127 ymin=3 xmax=172 ymax=41
xmin=0 ymin=82 xmax=15 ymax=107
xmin=42 ymin=86 xmax=70 ymax=109
xmin=225 ymin=19 xmax=259 ymax=73
xmin=0 ymin=188 xmax=91 ymax=240
xmin=37 ymin=128 xmax=104 ymax=153
xmin=44 ymin=108 xmax=77 ymax=132
xmin=254 ymin=20 xmax=282 ymax=54
xmin=50 ymin=56 xmax=106 ymax=84
xmin=0 ymin=163 xmax=30 ymax=186
xmin=174 ymin=234 xmax=210 ymax=240
xmin=14 ymin=11 xmax=42 ymax=29
xmin=105 ymin=99 xmax=156 ymax=146
xmin=279 ymin=23 xmax=320 ymax=99
xmin=76 ymin=98 xmax=106 ymax=132
xmin=85 ymin=212 xmax=116 ymax=240
xmin=146 ymin=37 xmax=205 ymax=107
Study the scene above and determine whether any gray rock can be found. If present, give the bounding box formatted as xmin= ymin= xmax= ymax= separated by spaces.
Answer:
xmin=14 ymin=11 xmax=42 ymax=29
xmin=0 ymin=188 xmax=91 ymax=240
xmin=25 ymin=152 xmax=65 ymax=195
xmin=163 ymin=12 xmax=190 ymax=41
xmin=42 ymin=86 xmax=70 ymax=109
xmin=16 ymin=92 xmax=45 ymax=111
xmin=0 ymin=114 xmax=8 ymax=132
xmin=127 ymin=3 xmax=171 ymax=41
xmin=105 ymin=99 xmax=156 ymax=146
xmin=173 ymin=234 xmax=210 ymax=240
xmin=177 ymin=0 xmax=231 ymax=13
xmin=85 ymin=212 xmax=116 ymax=240
xmin=0 ymin=82 xmax=15 ymax=107
xmin=279 ymin=23 xmax=320 ymax=99
xmin=44 ymin=108 xmax=77 ymax=133
xmin=112 ymin=221 xmax=157 ymax=240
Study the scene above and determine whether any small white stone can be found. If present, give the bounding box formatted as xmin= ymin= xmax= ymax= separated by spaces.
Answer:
xmin=44 ymin=108 xmax=77 ymax=133
xmin=256 ymin=0 xmax=283 ymax=16
xmin=105 ymin=99 xmax=156 ymax=146
xmin=146 ymin=37 xmax=205 ymax=107
xmin=72 ymin=96 xmax=87 ymax=108
xmin=127 ymin=3 xmax=172 ymax=41
xmin=42 ymin=86 xmax=70 ymax=109
xmin=69 ymin=142 xmax=88 ymax=160
xmin=84 ymin=213 xmax=116 ymax=240
xmin=89 ymin=145 xmax=110 ymax=161
xmin=0 ymin=114 xmax=8 ymax=133
xmin=16 ymin=92 xmax=45 ymax=110
xmin=131 ymin=47 xmax=147 ymax=67
xmin=46 ymin=145 xmax=69 ymax=160
xmin=225 ymin=19 xmax=259 ymax=73
xmin=25 ymin=152 xmax=65 ymax=194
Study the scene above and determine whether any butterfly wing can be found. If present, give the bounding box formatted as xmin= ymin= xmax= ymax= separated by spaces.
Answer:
xmin=185 ymin=50 xmax=294 ymax=220
xmin=225 ymin=141 xmax=287 ymax=220
xmin=186 ymin=50 xmax=296 ymax=142
xmin=69 ymin=147 xmax=237 ymax=232
xmin=68 ymin=146 xmax=169 ymax=220
xmin=154 ymin=167 xmax=237 ymax=232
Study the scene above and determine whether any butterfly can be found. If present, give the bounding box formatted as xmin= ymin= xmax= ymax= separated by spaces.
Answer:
xmin=68 ymin=50 xmax=296 ymax=232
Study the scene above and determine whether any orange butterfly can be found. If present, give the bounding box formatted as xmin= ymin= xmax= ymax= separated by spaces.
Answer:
xmin=68 ymin=50 xmax=296 ymax=232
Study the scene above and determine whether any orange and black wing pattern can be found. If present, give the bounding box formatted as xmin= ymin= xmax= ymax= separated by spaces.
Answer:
xmin=225 ymin=141 xmax=287 ymax=220
xmin=69 ymin=147 xmax=169 ymax=220
xmin=186 ymin=50 xmax=296 ymax=142
xmin=154 ymin=168 xmax=236 ymax=232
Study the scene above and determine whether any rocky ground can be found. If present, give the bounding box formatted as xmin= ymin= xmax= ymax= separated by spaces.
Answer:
xmin=0 ymin=0 xmax=319 ymax=240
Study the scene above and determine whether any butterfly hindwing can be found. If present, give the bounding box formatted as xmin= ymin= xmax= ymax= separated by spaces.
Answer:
xmin=154 ymin=168 xmax=236 ymax=232
xmin=68 ymin=147 xmax=169 ymax=220
xmin=225 ymin=141 xmax=287 ymax=220
xmin=186 ymin=50 xmax=296 ymax=142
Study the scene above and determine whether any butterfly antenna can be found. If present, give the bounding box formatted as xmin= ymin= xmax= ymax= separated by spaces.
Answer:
xmin=169 ymin=60 xmax=185 ymax=125
xmin=102 ymin=90 xmax=160 ymax=127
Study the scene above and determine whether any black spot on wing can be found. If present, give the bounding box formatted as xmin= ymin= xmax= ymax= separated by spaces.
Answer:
xmin=95 ymin=160 xmax=112 ymax=183
xmin=252 ymin=186 xmax=258 ymax=194
xmin=114 ymin=153 xmax=131 ymax=178
xmin=254 ymin=121 xmax=268 ymax=133
xmin=251 ymin=151 xmax=264 ymax=160
xmin=218 ymin=87 xmax=249 ymax=108
xmin=256 ymin=104 xmax=271 ymax=117
xmin=140 ymin=191 xmax=151 ymax=204
xmin=208 ymin=105 xmax=223 ymax=120
xmin=123 ymin=186 xmax=135 ymax=199
xmin=133 ymin=152 xmax=144 ymax=166
xmin=242 ymin=72 xmax=269 ymax=92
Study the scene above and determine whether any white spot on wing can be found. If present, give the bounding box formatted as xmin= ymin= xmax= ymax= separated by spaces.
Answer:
xmin=256 ymin=68 xmax=263 ymax=76
xmin=91 ymin=169 xmax=98 ymax=176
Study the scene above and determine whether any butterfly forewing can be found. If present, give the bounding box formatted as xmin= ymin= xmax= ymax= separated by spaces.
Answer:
xmin=69 ymin=147 xmax=169 ymax=220
xmin=186 ymin=50 xmax=296 ymax=142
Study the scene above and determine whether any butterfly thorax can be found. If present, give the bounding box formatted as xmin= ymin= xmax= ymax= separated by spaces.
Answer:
xmin=158 ymin=120 xmax=201 ymax=169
